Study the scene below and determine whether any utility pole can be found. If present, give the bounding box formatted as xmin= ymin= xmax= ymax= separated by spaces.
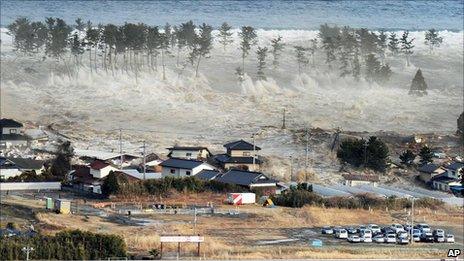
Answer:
xmin=22 ymin=246 xmax=34 ymax=261
xmin=305 ymin=128 xmax=309 ymax=170
xmin=142 ymin=140 xmax=146 ymax=180
xmin=119 ymin=128 xmax=123 ymax=169
xmin=289 ymin=155 xmax=293 ymax=181
xmin=193 ymin=207 xmax=197 ymax=233
xmin=410 ymin=196 xmax=415 ymax=244
xmin=252 ymin=133 xmax=256 ymax=170
xmin=282 ymin=108 xmax=286 ymax=129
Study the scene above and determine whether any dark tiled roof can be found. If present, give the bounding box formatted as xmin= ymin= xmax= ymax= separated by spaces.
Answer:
xmin=160 ymin=158 xmax=205 ymax=170
xmin=5 ymin=157 xmax=44 ymax=170
xmin=214 ymin=154 xmax=262 ymax=164
xmin=167 ymin=146 xmax=209 ymax=151
xmin=216 ymin=169 xmax=277 ymax=187
xmin=195 ymin=169 xmax=221 ymax=181
xmin=0 ymin=119 xmax=23 ymax=128
xmin=90 ymin=160 xmax=110 ymax=170
xmin=0 ymin=134 xmax=29 ymax=141
xmin=431 ymin=174 xmax=460 ymax=184
xmin=418 ymin=164 xmax=441 ymax=174
xmin=223 ymin=140 xmax=261 ymax=151
xmin=446 ymin=162 xmax=464 ymax=171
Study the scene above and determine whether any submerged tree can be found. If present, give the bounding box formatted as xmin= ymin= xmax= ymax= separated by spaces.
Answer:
xmin=270 ymin=35 xmax=284 ymax=69
xmin=364 ymin=54 xmax=381 ymax=83
xmin=400 ymin=149 xmax=416 ymax=165
xmin=238 ymin=26 xmax=257 ymax=73
xmin=409 ymin=69 xmax=428 ymax=95
xmin=400 ymin=31 xmax=414 ymax=66
xmin=294 ymin=46 xmax=309 ymax=75
xmin=256 ymin=46 xmax=268 ymax=80
xmin=419 ymin=145 xmax=433 ymax=164
xmin=191 ymin=23 xmax=213 ymax=77
xmin=387 ymin=32 xmax=400 ymax=55
xmin=352 ymin=50 xmax=361 ymax=81
xmin=218 ymin=22 xmax=234 ymax=51
xmin=424 ymin=29 xmax=443 ymax=54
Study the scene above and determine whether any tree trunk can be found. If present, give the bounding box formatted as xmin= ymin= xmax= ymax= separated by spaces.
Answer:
xmin=195 ymin=55 xmax=202 ymax=78
xmin=162 ymin=50 xmax=166 ymax=80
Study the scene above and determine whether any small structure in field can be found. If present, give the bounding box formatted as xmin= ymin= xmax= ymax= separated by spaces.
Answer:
xmin=343 ymin=174 xmax=380 ymax=187
xmin=226 ymin=192 xmax=256 ymax=205
xmin=54 ymin=199 xmax=71 ymax=214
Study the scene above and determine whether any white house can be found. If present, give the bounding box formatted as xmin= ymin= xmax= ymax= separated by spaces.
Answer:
xmin=160 ymin=158 xmax=215 ymax=178
xmin=89 ymin=160 xmax=118 ymax=179
xmin=0 ymin=119 xmax=28 ymax=148
xmin=431 ymin=174 xmax=461 ymax=192
xmin=118 ymin=169 xmax=162 ymax=180
xmin=167 ymin=146 xmax=212 ymax=160
xmin=445 ymin=162 xmax=463 ymax=179
xmin=0 ymin=157 xmax=45 ymax=180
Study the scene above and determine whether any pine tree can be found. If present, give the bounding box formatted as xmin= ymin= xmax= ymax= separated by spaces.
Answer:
xmin=308 ymin=38 xmax=318 ymax=67
xmin=352 ymin=50 xmax=361 ymax=81
xmin=377 ymin=30 xmax=387 ymax=60
xmin=376 ymin=64 xmax=392 ymax=84
xmin=409 ymin=69 xmax=428 ymax=95
xmin=322 ymin=36 xmax=336 ymax=69
xmin=424 ymin=29 xmax=443 ymax=54
xmin=399 ymin=149 xmax=416 ymax=165
xmin=294 ymin=45 xmax=309 ymax=75
xmin=256 ymin=46 xmax=268 ymax=80
xmin=387 ymin=32 xmax=399 ymax=55
xmin=218 ymin=22 xmax=233 ymax=51
xmin=238 ymin=26 xmax=257 ymax=73
xmin=364 ymin=54 xmax=380 ymax=83
xmin=192 ymin=23 xmax=213 ymax=77
xmin=400 ymin=31 xmax=414 ymax=66
xmin=419 ymin=146 xmax=433 ymax=164
xmin=270 ymin=35 xmax=284 ymax=69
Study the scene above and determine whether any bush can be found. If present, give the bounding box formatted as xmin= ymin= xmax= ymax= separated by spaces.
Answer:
xmin=271 ymin=189 xmax=324 ymax=208
xmin=337 ymin=136 xmax=389 ymax=172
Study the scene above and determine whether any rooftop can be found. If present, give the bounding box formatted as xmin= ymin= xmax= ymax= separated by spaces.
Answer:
xmin=2 ymin=157 xmax=44 ymax=170
xmin=195 ymin=169 xmax=221 ymax=181
xmin=89 ymin=160 xmax=111 ymax=170
xmin=167 ymin=146 xmax=209 ymax=151
xmin=446 ymin=162 xmax=464 ymax=171
xmin=223 ymin=140 xmax=261 ymax=151
xmin=215 ymin=154 xmax=262 ymax=164
xmin=0 ymin=119 xmax=23 ymax=128
xmin=418 ymin=163 xmax=443 ymax=174
xmin=216 ymin=169 xmax=277 ymax=187
xmin=159 ymin=158 xmax=207 ymax=170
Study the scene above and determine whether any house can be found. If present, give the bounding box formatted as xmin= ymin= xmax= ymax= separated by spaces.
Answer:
xmin=0 ymin=119 xmax=29 ymax=148
xmin=74 ymin=148 xmax=140 ymax=167
xmin=69 ymin=165 xmax=103 ymax=193
xmin=89 ymin=160 xmax=118 ymax=179
xmin=0 ymin=157 xmax=45 ymax=180
xmin=343 ymin=174 xmax=380 ymax=187
xmin=214 ymin=140 xmax=262 ymax=171
xmin=215 ymin=169 xmax=278 ymax=194
xmin=431 ymin=174 xmax=461 ymax=192
xmin=159 ymin=158 xmax=215 ymax=178
xmin=195 ymin=169 xmax=221 ymax=181
xmin=117 ymin=169 xmax=162 ymax=180
xmin=418 ymin=163 xmax=446 ymax=183
xmin=444 ymin=161 xmax=464 ymax=179
xmin=167 ymin=146 xmax=212 ymax=160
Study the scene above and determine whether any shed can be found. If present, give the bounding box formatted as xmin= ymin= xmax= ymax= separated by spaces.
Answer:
xmin=55 ymin=199 xmax=71 ymax=214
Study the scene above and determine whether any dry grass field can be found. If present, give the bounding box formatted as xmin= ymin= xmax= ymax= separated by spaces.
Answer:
xmin=1 ymin=192 xmax=463 ymax=259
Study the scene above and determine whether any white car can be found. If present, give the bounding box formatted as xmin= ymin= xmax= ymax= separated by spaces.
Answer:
xmin=336 ymin=229 xmax=348 ymax=239
xmin=347 ymin=235 xmax=361 ymax=243
xmin=412 ymin=229 xmax=421 ymax=242
xmin=433 ymin=229 xmax=445 ymax=237
xmin=362 ymin=235 xmax=373 ymax=243
xmin=373 ymin=235 xmax=385 ymax=243
xmin=397 ymin=233 xmax=409 ymax=244
xmin=367 ymin=224 xmax=381 ymax=234
xmin=360 ymin=229 xmax=372 ymax=238
xmin=321 ymin=226 xmax=334 ymax=234
xmin=446 ymin=234 xmax=455 ymax=243
xmin=390 ymin=224 xmax=405 ymax=233
xmin=385 ymin=234 xmax=396 ymax=243
xmin=435 ymin=235 xmax=445 ymax=243
xmin=416 ymin=223 xmax=431 ymax=233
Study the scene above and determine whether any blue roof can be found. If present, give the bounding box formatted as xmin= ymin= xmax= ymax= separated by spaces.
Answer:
xmin=447 ymin=162 xmax=464 ymax=171
xmin=195 ymin=170 xmax=220 ymax=181
xmin=159 ymin=158 xmax=205 ymax=170
xmin=216 ymin=169 xmax=277 ymax=187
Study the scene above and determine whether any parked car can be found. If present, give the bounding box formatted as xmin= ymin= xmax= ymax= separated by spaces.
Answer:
xmin=373 ymin=235 xmax=385 ymax=243
xmin=445 ymin=234 xmax=455 ymax=243
xmin=367 ymin=224 xmax=381 ymax=234
xmin=390 ymin=223 xmax=405 ymax=233
xmin=360 ymin=229 xmax=372 ymax=238
xmin=381 ymin=227 xmax=395 ymax=235
xmin=346 ymin=227 xmax=357 ymax=234
xmin=336 ymin=229 xmax=348 ymax=239
xmin=362 ymin=235 xmax=373 ymax=243
xmin=412 ymin=229 xmax=422 ymax=242
xmin=357 ymin=225 xmax=366 ymax=233
xmin=415 ymin=223 xmax=431 ymax=233
xmin=321 ymin=226 xmax=334 ymax=234
xmin=403 ymin=224 xmax=413 ymax=232
xmin=397 ymin=232 xmax=409 ymax=244
xmin=385 ymin=234 xmax=396 ymax=243
xmin=420 ymin=232 xmax=434 ymax=242
xmin=435 ymin=234 xmax=445 ymax=243
xmin=433 ymin=229 xmax=445 ymax=237
xmin=347 ymin=235 xmax=361 ymax=243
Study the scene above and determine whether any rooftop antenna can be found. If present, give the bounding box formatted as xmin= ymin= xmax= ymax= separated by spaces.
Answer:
xmin=282 ymin=108 xmax=286 ymax=129
xmin=119 ymin=128 xmax=123 ymax=168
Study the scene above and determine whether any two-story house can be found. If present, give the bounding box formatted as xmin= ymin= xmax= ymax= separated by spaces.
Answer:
xmin=214 ymin=139 xmax=262 ymax=171
xmin=159 ymin=158 xmax=215 ymax=178
xmin=445 ymin=161 xmax=463 ymax=179
xmin=166 ymin=146 xmax=212 ymax=160
xmin=0 ymin=119 xmax=29 ymax=148
xmin=89 ymin=160 xmax=119 ymax=179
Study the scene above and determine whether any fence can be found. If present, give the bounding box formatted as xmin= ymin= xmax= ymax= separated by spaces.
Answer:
xmin=0 ymin=182 xmax=61 ymax=191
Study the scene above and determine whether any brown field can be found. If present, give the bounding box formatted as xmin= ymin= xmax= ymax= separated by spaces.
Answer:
xmin=1 ymin=192 xmax=463 ymax=259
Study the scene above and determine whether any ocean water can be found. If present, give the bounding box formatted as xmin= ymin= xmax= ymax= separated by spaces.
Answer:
xmin=1 ymin=0 xmax=463 ymax=30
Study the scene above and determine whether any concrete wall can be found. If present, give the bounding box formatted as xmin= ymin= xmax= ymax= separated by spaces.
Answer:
xmin=0 ymin=182 xmax=61 ymax=191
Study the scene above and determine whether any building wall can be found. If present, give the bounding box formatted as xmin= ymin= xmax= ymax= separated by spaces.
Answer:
xmin=224 ymin=162 xmax=259 ymax=171
xmin=229 ymin=149 xmax=254 ymax=157
xmin=161 ymin=164 xmax=214 ymax=178
xmin=447 ymin=168 xmax=463 ymax=179
xmin=0 ymin=182 xmax=61 ymax=191
xmin=91 ymin=166 xmax=118 ymax=179
xmin=169 ymin=149 xmax=210 ymax=159
xmin=2 ymin=127 xmax=21 ymax=134
xmin=0 ymin=169 xmax=22 ymax=179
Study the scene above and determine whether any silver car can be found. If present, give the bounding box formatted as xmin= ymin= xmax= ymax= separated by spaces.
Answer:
xmin=446 ymin=234 xmax=455 ymax=243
